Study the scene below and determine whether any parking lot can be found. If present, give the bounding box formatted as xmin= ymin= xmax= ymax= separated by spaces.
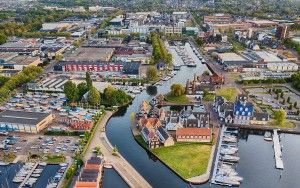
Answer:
xmin=245 ymin=86 xmax=300 ymax=115
xmin=0 ymin=133 xmax=79 ymax=157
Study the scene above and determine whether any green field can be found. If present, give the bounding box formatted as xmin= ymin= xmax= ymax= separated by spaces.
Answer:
xmin=45 ymin=154 xmax=66 ymax=164
xmin=152 ymin=142 xmax=212 ymax=179
xmin=215 ymin=87 xmax=239 ymax=102
xmin=164 ymin=93 xmax=190 ymax=104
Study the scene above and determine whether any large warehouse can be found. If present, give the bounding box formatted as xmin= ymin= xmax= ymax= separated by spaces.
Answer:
xmin=53 ymin=61 xmax=141 ymax=75
xmin=0 ymin=110 xmax=54 ymax=133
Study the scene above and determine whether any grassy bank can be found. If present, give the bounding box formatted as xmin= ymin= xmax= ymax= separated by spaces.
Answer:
xmin=164 ymin=93 xmax=190 ymax=104
xmin=135 ymin=135 xmax=212 ymax=179
xmin=45 ymin=154 xmax=66 ymax=164
xmin=152 ymin=142 xmax=212 ymax=179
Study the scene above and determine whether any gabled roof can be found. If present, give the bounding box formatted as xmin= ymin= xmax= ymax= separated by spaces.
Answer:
xmin=252 ymin=112 xmax=269 ymax=121
xmin=157 ymin=126 xmax=169 ymax=140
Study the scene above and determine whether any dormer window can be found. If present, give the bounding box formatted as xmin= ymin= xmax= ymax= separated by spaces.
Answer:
xmin=236 ymin=111 xmax=239 ymax=115
xmin=242 ymin=112 xmax=245 ymax=116
xmin=245 ymin=108 xmax=248 ymax=111
xmin=248 ymin=112 xmax=251 ymax=116
xmin=240 ymin=107 xmax=243 ymax=111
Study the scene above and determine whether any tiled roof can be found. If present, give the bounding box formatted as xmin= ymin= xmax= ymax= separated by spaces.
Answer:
xmin=176 ymin=128 xmax=211 ymax=136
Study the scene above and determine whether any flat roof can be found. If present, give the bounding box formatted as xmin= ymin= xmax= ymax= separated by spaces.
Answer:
xmin=0 ymin=52 xmax=18 ymax=60
xmin=6 ymin=56 xmax=40 ymax=65
xmin=218 ymin=53 xmax=247 ymax=62
xmin=65 ymin=47 xmax=115 ymax=61
xmin=109 ymin=18 xmax=123 ymax=23
xmin=0 ymin=110 xmax=50 ymax=125
xmin=254 ymin=51 xmax=282 ymax=62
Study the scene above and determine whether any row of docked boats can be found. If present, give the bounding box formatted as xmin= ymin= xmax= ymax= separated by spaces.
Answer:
xmin=45 ymin=163 xmax=68 ymax=188
xmin=13 ymin=163 xmax=36 ymax=183
xmin=214 ymin=128 xmax=243 ymax=186
xmin=155 ymin=71 xmax=177 ymax=86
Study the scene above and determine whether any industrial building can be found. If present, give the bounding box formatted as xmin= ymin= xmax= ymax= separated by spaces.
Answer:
xmin=0 ymin=110 xmax=54 ymax=133
xmin=65 ymin=47 xmax=115 ymax=62
xmin=53 ymin=61 xmax=141 ymax=75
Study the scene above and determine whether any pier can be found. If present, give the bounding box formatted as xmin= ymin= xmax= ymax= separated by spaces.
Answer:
xmin=211 ymin=126 xmax=226 ymax=185
xmin=18 ymin=163 xmax=38 ymax=188
xmin=273 ymin=130 xmax=284 ymax=170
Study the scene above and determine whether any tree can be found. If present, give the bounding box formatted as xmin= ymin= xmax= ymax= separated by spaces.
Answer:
xmin=273 ymin=108 xmax=286 ymax=126
xmin=77 ymin=82 xmax=88 ymax=100
xmin=170 ymin=83 xmax=185 ymax=97
xmin=268 ymin=89 xmax=272 ymax=94
xmin=282 ymin=99 xmax=286 ymax=105
xmin=280 ymin=92 xmax=284 ymax=98
xmin=54 ymin=54 xmax=63 ymax=61
xmin=64 ymin=81 xmax=78 ymax=102
xmin=287 ymin=96 xmax=291 ymax=103
xmin=0 ymin=33 xmax=7 ymax=45
xmin=288 ymin=104 xmax=293 ymax=110
xmin=86 ymin=72 xmax=93 ymax=90
xmin=294 ymin=102 xmax=298 ymax=108
xmin=146 ymin=66 xmax=158 ymax=81
xmin=87 ymin=86 xmax=100 ymax=106
xmin=297 ymin=109 xmax=300 ymax=115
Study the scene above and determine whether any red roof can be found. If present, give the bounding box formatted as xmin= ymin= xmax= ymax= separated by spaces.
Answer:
xmin=176 ymin=128 xmax=211 ymax=136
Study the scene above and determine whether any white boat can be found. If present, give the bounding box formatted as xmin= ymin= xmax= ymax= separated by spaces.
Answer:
xmin=59 ymin=163 xmax=68 ymax=167
xmin=39 ymin=162 xmax=47 ymax=166
xmin=0 ymin=162 xmax=8 ymax=166
xmin=264 ymin=131 xmax=272 ymax=141
xmin=31 ymin=174 xmax=41 ymax=177
xmin=215 ymin=174 xmax=241 ymax=186
xmin=220 ymin=155 xmax=240 ymax=163
xmin=220 ymin=148 xmax=238 ymax=155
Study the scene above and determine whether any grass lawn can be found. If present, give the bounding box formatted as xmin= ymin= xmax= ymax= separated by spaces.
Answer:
xmin=164 ymin=93 xmax=190 ymax=104
xmin=152 ymin=142 xmax=212 ymax=179
xmin=45 ymin=154 xmax=66 ymax=164
xmin=215 ymin=87 xmax=239 ymax=102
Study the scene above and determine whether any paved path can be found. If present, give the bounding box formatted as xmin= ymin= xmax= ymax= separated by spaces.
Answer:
xmin=84 ymin=111 xmax=152 ymax=188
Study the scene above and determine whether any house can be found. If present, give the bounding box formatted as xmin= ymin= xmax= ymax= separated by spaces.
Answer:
xmin=138 ymin=117 xmax=161 ymax=129
xmin=156 ymin=127 xmax=175 ymax=146
xmin=141 ymin=127 xmax=160 ymax=149
xmin=182 ymin=111 xmax=210 ymax=128
xmin=250 ymin=112 xmax=269 ymax=125
xmin=233 ymin=95 xmax=253 ymax=125
xmin=176 ymin=128 xmax=212 ymax=142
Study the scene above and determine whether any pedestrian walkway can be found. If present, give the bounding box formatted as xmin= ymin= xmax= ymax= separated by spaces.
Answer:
xmin=84 ymin=111 xmax=152 ymax=188
xmin=273 ymin=129 xmax=284 ymax=169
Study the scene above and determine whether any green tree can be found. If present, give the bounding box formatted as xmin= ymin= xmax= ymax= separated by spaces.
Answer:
xmin=77 ymin=82 xmax=88 ymax=100
xmin=282 ymin=99 xmax=286 ymax=105
xmin=297 ymin=109 xmax=300 ymax=115
xmin=87 ymin=86 xmax=100 ymax=106
xmin=287 ymin=96 xmax=291 ymax=103
xmin=54 ymin=54 xmax=63 ymax=61
xmin=0 ymin=33 xmax=7 ymax=45
xmin=294 ymin=102 xmax=298 ymax=108
xmin=170 ymin=83 xmax=185 ymax=97
xmin=146 ymin=66 xmax=158 ymax=81
xmin=280 ymin=92 xmax=284 ymax=98
xmin=288 ymin=104 xmax=293 ymax=110
xmin=273 ymin=108 xmax=286 ymax=126
xmin=64 ymin=81 xmax=78 ymax=102
xmin=86 ymin=72 xmax=93 ymax=90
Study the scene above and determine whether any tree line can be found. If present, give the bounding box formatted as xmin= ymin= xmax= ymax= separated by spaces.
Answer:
xmin=64 ymin=72 xmax=131 ymax=107
xmin=0 ymin=66 xmax=43 ymax=103
xmin=150 ymin=33 xmax=172 ymax=65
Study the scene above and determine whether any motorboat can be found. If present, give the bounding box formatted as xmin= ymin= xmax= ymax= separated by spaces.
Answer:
xmin=0 ymin=162 xmax=8 ymax=166
xmin=264 ymin=131 xmax=272 ymax=141
xmin=220 ymin=148 xmax=238 ymax=155
xmin=223 ymin=135 xmax=237 ymax=143
xmin=220 ymin=155 xmax=240 ymax=163
xmin=215 ymin=174 xmax=240 ymax=186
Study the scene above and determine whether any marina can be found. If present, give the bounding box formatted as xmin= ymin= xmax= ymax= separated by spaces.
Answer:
xmin=211 ymin=126 xmax=243 ymax=186
xmin=273 ymin=129 xmax=284 ymax=169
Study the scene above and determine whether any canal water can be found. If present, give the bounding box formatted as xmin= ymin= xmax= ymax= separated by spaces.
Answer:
xmin=102 ymin=168 xmax=129 ymax=188
xmin=105 ymin=64 xmax=300 ymax=188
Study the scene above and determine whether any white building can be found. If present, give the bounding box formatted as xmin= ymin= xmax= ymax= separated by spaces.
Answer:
xmin=267 ymin=62 xmax=298 ymax=72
